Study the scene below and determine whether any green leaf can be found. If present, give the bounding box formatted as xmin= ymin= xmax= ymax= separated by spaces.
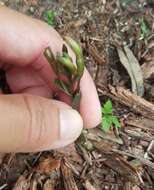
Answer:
xmin=44 ymin=47 xmax=57 ymax=74
xmin=45 ymin=10 xmax=56 ymax=26
xmin=140 ymin=17 xmax=149 ymax=37
xmin=102 ymin=100 xmax=113 ymax=114
xmin=76 ymin=57 xmax=84 ymax=80
xmin=72 ymin=92 xmax=81 ymax=110
xmin=111 ymin=116 xmax=121 ymax=129
xmin=54 ymin=79 xmax=72 ymax=96
xmin=101 ymin=115 xmax=112 ymax=132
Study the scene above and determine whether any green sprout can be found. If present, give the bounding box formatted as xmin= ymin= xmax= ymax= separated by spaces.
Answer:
xmin=140 ymin=17 xmax=149 ymax=39
xmin=44 ymin=37 xmax=84 ymax=110
xmin=101 ymin=100 xmax=121 ymax=132
xmin=44 ymin=10 xmax=56 ymax=26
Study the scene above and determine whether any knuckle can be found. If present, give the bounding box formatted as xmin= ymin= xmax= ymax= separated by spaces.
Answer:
xmin=22 ymin=94 xmax=47 ymax=150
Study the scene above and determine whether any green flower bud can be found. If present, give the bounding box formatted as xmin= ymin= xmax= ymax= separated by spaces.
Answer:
xmin=64 ymin=36 xmax=84 ymax=79
xmin=57 ymin=55 xmax=77 ymax=75
xmin=64 ymin=36 xmax=82 ymax=58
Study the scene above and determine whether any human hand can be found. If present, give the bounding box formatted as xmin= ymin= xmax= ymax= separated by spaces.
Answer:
xmin=0 ymin=6 xmax=101 ymax=152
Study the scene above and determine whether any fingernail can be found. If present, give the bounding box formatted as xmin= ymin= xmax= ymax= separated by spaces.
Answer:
xmin=53 ymin=109 xmax=83 ymax=148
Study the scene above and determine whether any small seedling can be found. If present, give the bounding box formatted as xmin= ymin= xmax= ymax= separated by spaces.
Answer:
xmin=140 ymin=17 xmax=149 ymax=39
xmin=101 ymin=100 xmax=121 ymax=132
xmin=44 ymin=10 xmax=56 ymax=26
xmin=44 ymin=37 xmax=84 ymax=109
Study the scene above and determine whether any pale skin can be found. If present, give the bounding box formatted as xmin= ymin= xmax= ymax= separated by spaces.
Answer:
xmin=0 ymin=6 xmax=101 ymax=152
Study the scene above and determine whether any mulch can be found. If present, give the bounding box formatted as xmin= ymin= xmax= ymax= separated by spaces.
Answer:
xmin=0 ymin=0 xmax=154 ymax=189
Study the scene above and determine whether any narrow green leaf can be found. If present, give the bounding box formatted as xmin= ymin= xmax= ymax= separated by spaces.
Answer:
xmin=54 ymin=79 xmax=72 ymax=96
xmin=101 ymin=115 xmax=112 ymax=132
xmin=76 ymin=57 xmax=84 ymax=80
xmin=140 ymin=17 xmax=149 ymax=37
xmin=102 ymin=100 xmax=113 ymax=114
xmin=44 ymin=47 xmax=57 ymax=73
xmin=63 ymin=52 xmax=73 ymax=63
xmin=72 ymin=92 xmax=81 ymax=110
xmin=112 ymin=116 xmax=121 ymax=128
xmin=64 ymin=36 xmax=82 ymax=58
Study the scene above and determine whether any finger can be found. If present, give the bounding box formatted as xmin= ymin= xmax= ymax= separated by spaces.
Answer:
xmin=79 ymin=69 xmax=101 ymax=128
xmin=0 ymin=94 xmax=83 ymax=152
xmin=0 ymin=5 xmax=64 ymax=66
xmin=6 ymin=66 xmax=53 ymax=97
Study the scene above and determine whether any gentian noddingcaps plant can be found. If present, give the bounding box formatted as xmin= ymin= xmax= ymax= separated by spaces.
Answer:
xmin=44 ymin=36 xmax=84 ymax=110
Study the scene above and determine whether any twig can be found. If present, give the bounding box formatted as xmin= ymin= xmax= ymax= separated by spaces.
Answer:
xmin=125 ymin=121 xmax=154 ymax=133
xmin=88 ymin=44 xmax=106 ymax=65
xmin=144 ymin=140 xmax=154 ymax=159
xmin=112 ymin=149 xmax=154 ymax=169
xmin=0 ymin=184 xmax=7 ymax=190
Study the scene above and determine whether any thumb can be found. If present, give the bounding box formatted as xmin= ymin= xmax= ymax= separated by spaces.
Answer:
xmin=0 ymin=94 xmax=83 ymax=152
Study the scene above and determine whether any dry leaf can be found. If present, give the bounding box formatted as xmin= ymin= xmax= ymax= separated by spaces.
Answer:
xmin=117 ymin=46 xmax=144 ymax=96
xmin=36 ymin=157 xmax=61 ymax=175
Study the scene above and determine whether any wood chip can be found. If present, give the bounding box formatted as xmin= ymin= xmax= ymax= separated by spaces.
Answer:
xmin=88 ymin=44 xmax=106 ymax=65
xmin=13 ymin=174 xmax=30 ymax=190
xmin=126 ymin=120 xmax=154 ymax=133
xmin=132 ymin=185 xmax=141 ymax=190
xmin=104 ymin=154 xmax=140 ymax=184
xmin=43 ymin=179 xmax=54 ymax=190
xmin=141 ymin=60 xmax=154 ymax=80
xmin=60 ymin=158 xmax=78 ymax=190
xmin=57 ymin=143 xmax=83 ymax=164
xmin=83 ymin=180 xmax=97 ymax=190
xmin=112 ymin=149 xmax=154 ymax=169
